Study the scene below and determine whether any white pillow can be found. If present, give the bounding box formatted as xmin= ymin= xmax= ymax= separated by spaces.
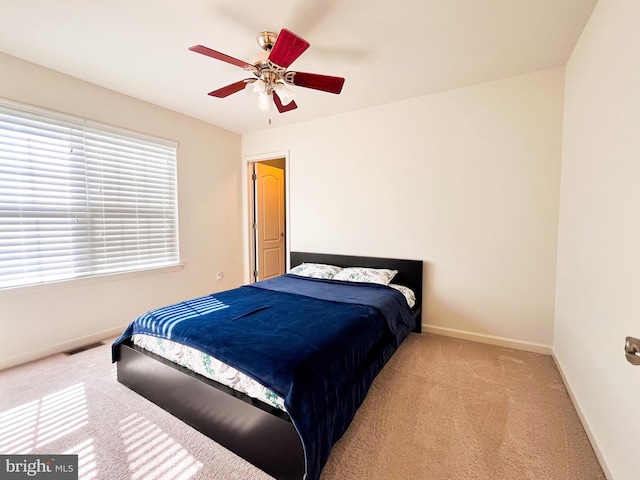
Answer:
xmin=389 ymin=284 xmax=416 ymax=308
xmin=289 ymin=263 xmax=343 ymax=279
xmin=332 ymin=267 xmax=398 ymax=286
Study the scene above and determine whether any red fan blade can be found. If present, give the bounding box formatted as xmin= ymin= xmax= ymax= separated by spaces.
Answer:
xmin=268 ymin=29 xmax=310 ymax=68
xmin=273 ymin=92 xmax=298 ymax=113
xmin=289 ymin=72 xmax=345 ymax=94
xmin=189 ymin=45 xmax=252 ymax=69
xmin=208 ymin=79 xmax=255 ymax=98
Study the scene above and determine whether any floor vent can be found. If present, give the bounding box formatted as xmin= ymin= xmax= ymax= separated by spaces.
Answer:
xmin=64 ymin=341 xmax=105 ymax=356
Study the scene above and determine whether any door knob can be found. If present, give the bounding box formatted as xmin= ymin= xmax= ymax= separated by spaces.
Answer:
xmin=625 ymin=336 xmax=640 ymax=366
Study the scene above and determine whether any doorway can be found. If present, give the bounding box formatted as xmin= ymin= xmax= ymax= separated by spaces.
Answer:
xmin=248 ymin=157 xmax=287 ymax=282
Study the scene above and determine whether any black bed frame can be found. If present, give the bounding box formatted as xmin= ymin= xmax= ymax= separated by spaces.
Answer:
xmin=115 ymin=252 xmax=423 ymax=480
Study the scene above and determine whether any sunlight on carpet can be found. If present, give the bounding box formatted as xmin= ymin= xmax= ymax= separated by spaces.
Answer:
xmin=0 ymin=381 xmax=206 ymax=480
xmin=119 ymin=413 xmax=203 ymax=480
xmin=64 ymin=438 xmax=97 ymax=480
xmin=0 ymin=383 xmax=88 ymax=453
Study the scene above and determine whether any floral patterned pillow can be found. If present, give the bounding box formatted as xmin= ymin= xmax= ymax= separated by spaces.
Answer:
xmin=332 ymin=267 xmax=398 ymax=286
xmin=288 ymin=263 xmax=343 ymax=279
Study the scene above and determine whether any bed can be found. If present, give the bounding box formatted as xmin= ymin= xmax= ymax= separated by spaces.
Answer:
xmin=112 ymin=252 xmax=423 ymax=480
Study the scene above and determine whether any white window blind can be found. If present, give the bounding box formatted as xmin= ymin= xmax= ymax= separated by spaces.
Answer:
xmin=0 ymin=100 xmax=179 ymax=289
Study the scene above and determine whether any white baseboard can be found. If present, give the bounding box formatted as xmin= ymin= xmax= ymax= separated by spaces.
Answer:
xmin=0 ymin=326 xmax=125 ymax=371
xmin=552 ymin=354 xmax=614 ymax=480
xmin=422 ymin=324 xmax=553 ymax=355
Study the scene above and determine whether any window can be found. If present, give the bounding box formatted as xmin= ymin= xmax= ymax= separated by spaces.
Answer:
xmin=0 ymin=99 xmax=179 ymax=289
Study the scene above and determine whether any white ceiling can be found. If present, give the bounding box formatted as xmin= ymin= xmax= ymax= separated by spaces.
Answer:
xmin=0 ymin=0 xmax=597 ymax=135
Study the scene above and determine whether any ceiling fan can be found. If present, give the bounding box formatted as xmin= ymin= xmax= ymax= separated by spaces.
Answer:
xmin=189 ymin=29 xmax=345 ymax=114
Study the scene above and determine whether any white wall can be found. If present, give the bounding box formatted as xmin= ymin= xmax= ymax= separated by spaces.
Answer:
xmin=0 ymin=53 xmax=244 ymax=369
xmin=555 ymin=1 xmax=640 ymax=478
xmin=243 ymin=68 xmax=564 ymax=351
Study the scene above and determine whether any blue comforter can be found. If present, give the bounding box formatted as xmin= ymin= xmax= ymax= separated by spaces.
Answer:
xmin=112 ymin=274 xmax=416 ymax=480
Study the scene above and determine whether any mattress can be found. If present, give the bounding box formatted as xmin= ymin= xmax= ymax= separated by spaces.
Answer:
xmin=131 ymin=333 xmax=286 ymax=411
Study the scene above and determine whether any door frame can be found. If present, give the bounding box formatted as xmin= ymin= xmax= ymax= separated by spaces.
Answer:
xmin=242 ymin=150 xmax=290 ymax=284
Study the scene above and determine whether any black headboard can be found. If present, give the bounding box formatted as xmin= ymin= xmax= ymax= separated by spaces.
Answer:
xmin=290 ymin=251 xmax=423 ymax=332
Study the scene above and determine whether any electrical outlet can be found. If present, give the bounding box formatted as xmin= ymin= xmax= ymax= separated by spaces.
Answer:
xmin=216 ymin=271 xmax=223 ymax=281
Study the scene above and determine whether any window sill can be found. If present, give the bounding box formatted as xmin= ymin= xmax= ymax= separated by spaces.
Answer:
xmin=0 ymin=263 xmax=185 ymax=299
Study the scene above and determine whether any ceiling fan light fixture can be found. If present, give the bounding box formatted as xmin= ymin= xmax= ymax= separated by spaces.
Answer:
xmin=250 ymin=78 xmax=266 ymax=95
xmin=275 ymin=83 xmax=295 ymax=106
xmin=258 ymin=92 xmax=271 ymax=112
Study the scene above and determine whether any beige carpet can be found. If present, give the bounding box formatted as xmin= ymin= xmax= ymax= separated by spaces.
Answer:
xmin=0 ymin=334 xmax=605 ymax=480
